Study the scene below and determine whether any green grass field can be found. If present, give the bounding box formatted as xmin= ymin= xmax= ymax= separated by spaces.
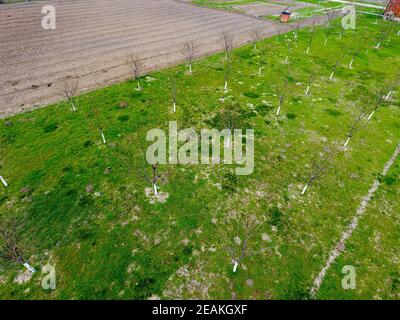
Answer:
xmin=0 ymin=14 xmax=399 ymax=299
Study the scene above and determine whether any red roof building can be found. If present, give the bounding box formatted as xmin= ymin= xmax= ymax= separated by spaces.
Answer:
xmin=385 ymin=0 xmax=400 ymax=17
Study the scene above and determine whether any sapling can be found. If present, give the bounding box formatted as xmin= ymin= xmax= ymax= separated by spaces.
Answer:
xmin=182 ymin=40 xmax=196 ymax=74
xmin=374 ymin=21 xmax=395 ymax=49
xmin=276 ymin=79 xmax=288 ymax=116
xmin=301 ymin=145 xmax=338 ymax=195
xmin=329 ymin=59 xmax=340 ymax=80
xmin=283 ymin=39 xmax=292 ymax=64
xmin=151 ymin=164 xmax=159 ymax=195
xmin=223 ymin=56 xmax=232 ymax=94
xmin=221 ymin=31 xmax=234 ymax=60
xmin=294 ymin=19 xmax=303 ymax=41
xmin=0 ymin=139 xmax=7 ymax=188
xmin=227 ymin=212 xmax=261 ymax=273
xmin=91 ymin=105 xmax=106 ymax=144
xmin=60 ymin=76 xmax=79 ymax=112
xmin=367 ymin=74 xmax=399 ymax=120
xmin=323 ymin=11 xmax=335 ymax=46
xmin=305 ymin=72 xmax=315 ymax=96
xmin=275 ymin=24 xmax=283 ymax=43
xmin=348 ymin=36 xmax=366 ymax=69
xmin=128 ymin=54 xmax=145 ymax=91
xmin=0 ymin=216 xmax=36 ymax=273
xmin=168 ymin=74 xmax=177 ymax=112
xmin=344 ymin=106 xmax=370 ymax=147
xmin=219 ymin=103 xmax=241 ymax=148
xmin=306 ymin=19 xmax=316 ymax=54
xmin=251 ymin=26 xmax=263 ymax=51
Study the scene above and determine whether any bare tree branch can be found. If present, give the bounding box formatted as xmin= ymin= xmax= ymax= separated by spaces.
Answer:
xmin=182 ymin=40 xmax=196 ymax=73
xmin=59 ymin=76 xmax=79 ymax=112
xmin=128 ymin=54 xmax=145 ymax=90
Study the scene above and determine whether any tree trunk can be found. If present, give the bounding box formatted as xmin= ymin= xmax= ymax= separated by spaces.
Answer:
xmin=0 ymin=176 xmax=8 ymax=187
xmin=301 ymin=183 xmax=308 ymax=195
xmin=305 ymin=85 xmax=310 ymax=95
xmin=368 ymin=110 xmax=375 ymax=121
xmin=233 ymin=261 xmax=239 ymax=273
xmin=100 ymin=130 xmax=106 ymax=144
xmin=23 ymin=262 xmax=36 ymax=273
xmin=153 ymin=183 xmax=158 ymax=195
xmin=344 ymin=137 xmax=351 ymax=147
xmin=71 ymin=100 xmax=76 ymax=112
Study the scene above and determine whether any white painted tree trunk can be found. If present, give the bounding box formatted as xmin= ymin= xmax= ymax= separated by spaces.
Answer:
xmin=305 ymin=85 xmax=310 ymax=95
xmin=173 ymin=102 xmax=176 ymax=113
xmin=375 ymin=42 xmax=381 ymax=49
xmin=137 ymin=81 xmax=141 ymax=91
xmin=153 ymin=183 xmax=158 ymax=195
xmin=301 ymin=183 xmax=308 ymax=195
xmin=71 ymin=101 xmax=76 ymax=112
xmin=258 ymin=67 xmax=262 ymax=75
xmin=306 ymin=46 xmax=310 ymax=54
xmin=324 ymin=37 xmax=328 ymax=46
xmin=385 ymin=91 xmax=392 ymax=100
xmin=276 ymin=106 xmax=281 ymax=116
xmin=100 ymin=131 xmax=106 ymax=144
xmin=344 ymin=137 xmax=351 ymax=147
xmin=224 ymin=81 xmax=228 ymax=92
xmin=329 ymin=71 xmax=334 ymax=80
xmin=284 ymin=56 xmax=288 ymax=64
xmin=225 ymin=135 xmax=231 ymax=148
xmin=348 ymin=59 xmax=354 ymax=69
xmin=233 ymin=261 xmax=239 ymax=273
xmin=368 ymin=110 xmax=375 ymax=121
xmin=23 ymin=262 xmax=36 ymax=273
xmin=189 ymin=64 xmax=192 ymax=74
xmin=253 ymin=44 xmax=257 ymax=51
xmin=0 ymin=176 xmax=8 ymax=187
xmin=397 ymin=30 xmax=400 ymax=36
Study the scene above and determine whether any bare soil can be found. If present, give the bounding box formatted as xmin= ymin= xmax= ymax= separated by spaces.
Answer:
xmin=0 ymin=0 xmax=336 ymax=117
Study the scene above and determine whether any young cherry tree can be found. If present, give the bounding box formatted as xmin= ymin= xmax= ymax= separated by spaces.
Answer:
xmin=366 ymin=72 xmax=399 ymax=121
xmin=258 ymin=43 xmax=270 ymax=76
xmin=383 ymin=68 xmax=400 ymax=101
xmin=323 ymin=10 xmax=335 ymax=46
xmin=60 ymin=76 xmax=79 ymax=112
xmin=0 ymin=137 xmax=7 ymax=187
xmin=221 ymin=31 xmax=234 ymax=60
xmin=284 ymin=40 xmax=292 ymax=64
xmin=305 ymin=71 xmax=315 ymax=96
xmin=168 ymin=74 xmax=178 ymax=113
xmin=276 ymin=79 xmax=288 ymax=116
xmin=294 ymin=19 xmax=303 ymax=41
xmin=219 ymin=102 xmax=242 ymax=148
xmin=348 ymin=36 xmax=367 ymax=69
xmin=223 ymin=55 xmax=233 ymax=94
xmin=0 ymin=216 xmax=36 ymax=273
xmin=375 ymin=20 xmax=395 ymax=49
xmin=90 ymin=105 xmax=107 ymax=144
xmin=151 ymin=163 xmax=159 ymax=195
xmin=251 ymin=26 xmax=264 ymax=51
xmin=182 ymin=40 xmax=196 ymax=74
xmin=301 ymin=145 xmax=339 ymax=195
xmin=128 ymin=54 xmax=145 ymax=91
xmin=306 ymin=19 xmax=316 ymax=54
xmin=228 ymin=212 xmax=261 ymax=273
xmin=343 ymin=104 xmax=370 ymax=148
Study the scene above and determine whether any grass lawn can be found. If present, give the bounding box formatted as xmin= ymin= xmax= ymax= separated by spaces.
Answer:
xmin=0 ymin=14 xmax=399 ymax=299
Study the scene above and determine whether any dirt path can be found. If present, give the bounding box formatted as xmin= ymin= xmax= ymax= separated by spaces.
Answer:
xmin=309 ymin=142 xmax=400 ymax=297
xmin=0 ymin=0 xmax=338 ymax=118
